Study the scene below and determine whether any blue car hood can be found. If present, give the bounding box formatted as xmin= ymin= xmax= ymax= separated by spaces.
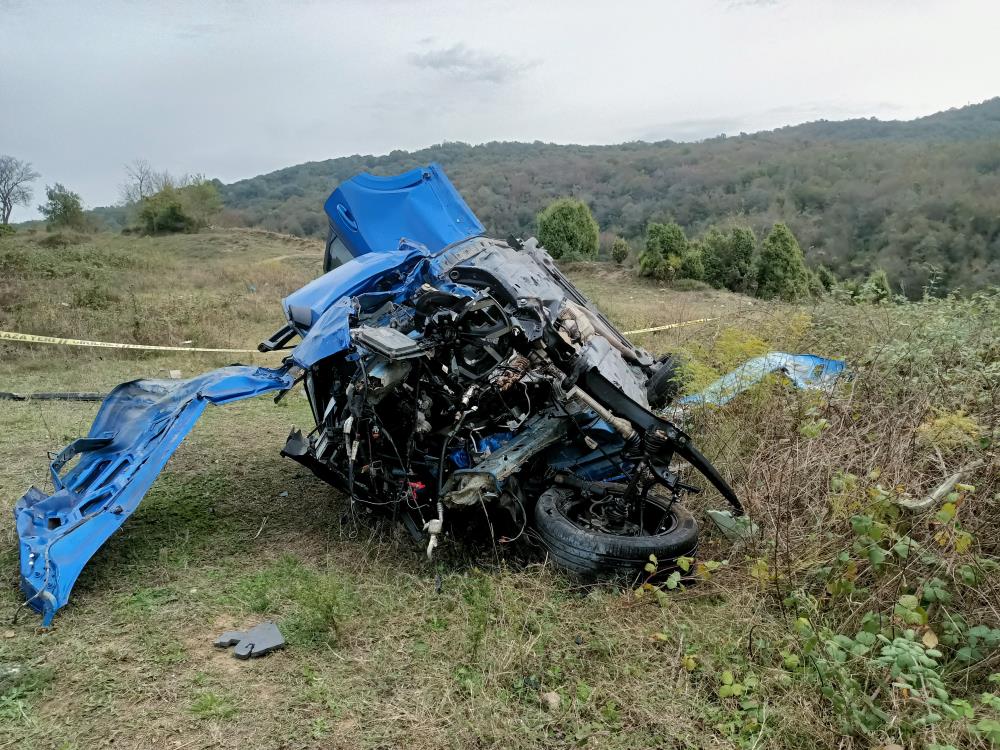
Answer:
xmin=324 ymin=162 xmax=483 ymax=259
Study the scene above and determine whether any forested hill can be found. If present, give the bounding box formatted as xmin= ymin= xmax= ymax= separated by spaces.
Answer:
xmin=222 ymin=98 xmax=1000 ymax=293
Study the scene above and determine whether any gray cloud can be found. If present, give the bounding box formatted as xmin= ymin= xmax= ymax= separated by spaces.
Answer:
xmin=409 ymin=43 xmax=536 ymax=84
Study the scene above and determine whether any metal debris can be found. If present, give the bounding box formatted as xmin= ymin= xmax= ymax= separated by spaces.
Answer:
xmin=214 ymin=621 xmax=286 ymax=659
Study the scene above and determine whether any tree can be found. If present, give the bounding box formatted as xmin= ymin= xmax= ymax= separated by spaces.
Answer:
xmin=700 ymin=228 xmax=729 ymax=288
xmin=756 ymin=223 xmax=808 ymax=300
xmin=639 ymin=222 xmax=687 ymax=279
xmin=610 ymin=236 xmax=629 ymax=264
xmin=119 ymin=159 xmax=161 ymax=204
xmin=701 ymin=226 xmax=757 ymax=292
xmin=679 ymin=243 xmax=705 ymax=280
xmin=727 ymin=227 xmax=757 ymax=293
xmin=38 ymin=183 xmax=86 ymax=230
xmin=0 ymin=155 xmax=40 ymax=225
xmin=136 ymin=178 xmax=221 ymax=234
xmin=536 ymin=198 xmax=599 ymax=260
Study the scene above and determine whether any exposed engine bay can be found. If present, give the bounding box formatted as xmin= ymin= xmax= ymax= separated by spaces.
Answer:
xmin=277 ymin=233 xmax=742 ymax=563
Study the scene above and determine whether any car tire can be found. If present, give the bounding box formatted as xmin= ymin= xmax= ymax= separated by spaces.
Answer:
xmin=533 ymin=487 xmax=699 ymax=577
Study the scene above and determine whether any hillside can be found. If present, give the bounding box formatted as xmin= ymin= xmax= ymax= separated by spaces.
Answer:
xmin=212 ymin=98 xmax=1000 ymax=295
xmin=3 ymin=228 xmax=998 ymax=749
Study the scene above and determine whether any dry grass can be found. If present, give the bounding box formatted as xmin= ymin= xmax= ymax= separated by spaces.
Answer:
xmin=1 ymin=230 xmax=998 ymax=749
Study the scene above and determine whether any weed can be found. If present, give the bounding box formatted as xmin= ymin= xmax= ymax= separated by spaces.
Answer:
xmin=190 ymin=690 xmax=237 ymax=720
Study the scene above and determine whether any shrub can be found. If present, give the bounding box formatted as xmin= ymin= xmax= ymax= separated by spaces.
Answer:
xmin=701 ymin=226 xmax=757 ymax=292
xmin=859 ymin=268 xmax=893 ymax=303
xmin=0 ymin=223 xmax=15 ymax=237
xmin=536 ymin=198 xmax=599 ymax=260
xmin=756 ymin=222 xmax=808 ymax=300
xmin=679 ymin=246 xmax=705 ymax=280
xmin=610 ymin=236 xmax=629 ymax=264
xmin=816 ymin=264 xmax=837 ymax=290
xmin=136 ymin=179 xmax=221 ymax=235
xmin=670 ymin=278 xmax=711 ymax=292
xmin=639 ymin=222 xmax=687 ymax=280
xmin=37 ymin=231 xmax=87 ymax=249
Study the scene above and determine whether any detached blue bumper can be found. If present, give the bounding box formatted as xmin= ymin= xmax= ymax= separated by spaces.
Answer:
xmin=14 ymin=366 xmax=294 ymax=625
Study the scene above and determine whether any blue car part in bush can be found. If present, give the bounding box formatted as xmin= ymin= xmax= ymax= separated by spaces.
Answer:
xmin=14 ymin=366 xmax=294 ymax=625
xmin=679 ymin=353 xmax=846 ymax=407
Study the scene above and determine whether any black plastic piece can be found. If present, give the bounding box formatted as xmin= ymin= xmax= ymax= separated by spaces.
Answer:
xmin=580 ymin=369 xmax=743 ymax=514
xmin=258 ymin=324 xmax=299 ymax=353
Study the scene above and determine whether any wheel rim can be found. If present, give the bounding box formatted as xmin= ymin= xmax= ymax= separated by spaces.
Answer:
xmin=554 ymin=491 xmax=679 ymax=538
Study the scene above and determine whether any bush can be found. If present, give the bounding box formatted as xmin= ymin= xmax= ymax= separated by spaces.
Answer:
xmin=37 ymin=231 xmax=87 ymax=249
xmin=669 ymin=290 xmax=1000 ymax=745
xmin=859 ymin=268 xmax=893 ymax=303
xmin=0 ymin=223 xmax=15 ymax=237
xmin=816 ymin=264 xmax=837 ymax=291
xmin=701 ymin=226 xmax=757 ymax=293
xmin=670 ymin=278 xmax=712 ymax=292
xmin=639 ymin=222 xmax=687 ymax=280
xmin=679 ymin=245 xmax=705 ymax=280
xmin=136 ymin=179 xmax=221 ymax=235
xmin=756 ymin=223 xmax=808 ymax=300
xmin=610 ymin=236 xmax=629 ymax=264
xmin=536 ymin=198 xmax=599 ymax=260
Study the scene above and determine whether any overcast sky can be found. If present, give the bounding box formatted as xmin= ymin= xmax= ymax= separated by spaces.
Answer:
xmin=3 ymin=0 xmax=998 ymax=221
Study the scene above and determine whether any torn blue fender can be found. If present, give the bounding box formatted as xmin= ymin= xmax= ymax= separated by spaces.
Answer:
xmin=680 ymin=353 xmax=846 ymax=407
xmin=14 ymin=366 xmax=293 ymax=625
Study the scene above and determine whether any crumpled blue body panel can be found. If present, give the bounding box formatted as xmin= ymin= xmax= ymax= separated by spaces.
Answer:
xmin=679 ymin=353 xmax=846 ymax=407
xmin=283 ymin=245 xmax=429 ymax=330
xmin=14 ymin=366 xmax=293 ymax=624
xmin=324 ymin=163 xmax=483 ymax=258
xmin=287 ymin=240 xmax=481 ymax=369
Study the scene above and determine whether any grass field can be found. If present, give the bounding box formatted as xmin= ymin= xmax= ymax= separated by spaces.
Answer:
xmin=1 ymin=229 xmax=998 ymax=749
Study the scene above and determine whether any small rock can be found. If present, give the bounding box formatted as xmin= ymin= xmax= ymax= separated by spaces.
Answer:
xmin=541 ymin=691 xmax=561 ymax=711
xmin=278 ymin=491 xmax=288 ymax=498
xmin=2 ymin=630 xmax=15 ymax=639
xmin=168 ymin=370 xmax=182 ymax=379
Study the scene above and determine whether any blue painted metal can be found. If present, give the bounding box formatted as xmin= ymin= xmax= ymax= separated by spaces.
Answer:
xmin=283 ymin=245 xmax=429 ymax=331
xmin=324 ymin=163 xmax=484 ymax=259
xmin=14 ymin=366 xmax=293 ymax=625
xmin=285 ymin=239 xmax=481 ymax=369
xmin=679 ymin=353 xmax=847 ymax=407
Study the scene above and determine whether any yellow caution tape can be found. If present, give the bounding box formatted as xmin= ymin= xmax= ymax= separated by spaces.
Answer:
xmin=2 ymin=315 xmax=716 ymax=355
xmin=0 ymin=330 xmax=269 ymax=354
xmin=622 ymin=317 xmax=718 ymax=335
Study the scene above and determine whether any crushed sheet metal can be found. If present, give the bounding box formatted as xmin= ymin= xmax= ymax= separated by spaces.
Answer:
xmin=680 ymin=352 xmax=846 ymax=407
xmin=621 ymin=317 xmax=719 ymax=335
xmin=14 ymin=365 xmax=294 ymax=625
xmin=0 ymin=330 xmax=273 ymax=354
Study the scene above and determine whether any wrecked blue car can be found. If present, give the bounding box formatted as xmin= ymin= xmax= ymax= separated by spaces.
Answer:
xmin=15 ymin=164 xmax=744 ymax=625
